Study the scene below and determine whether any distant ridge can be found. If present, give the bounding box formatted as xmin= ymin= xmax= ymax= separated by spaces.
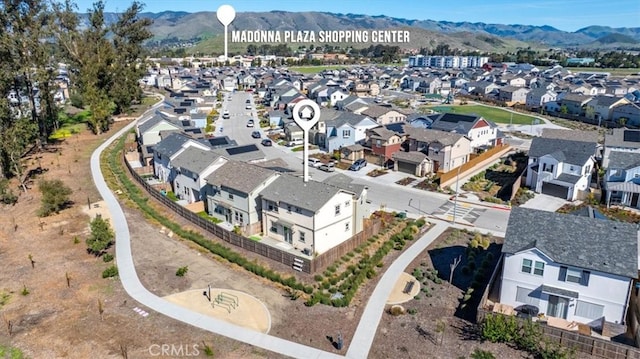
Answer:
xmin=83 ymin=10 xmax=640 ymax=49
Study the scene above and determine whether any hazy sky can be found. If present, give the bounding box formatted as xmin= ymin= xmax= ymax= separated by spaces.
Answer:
xmin=74 ymin=0 xmax=640 ymax=32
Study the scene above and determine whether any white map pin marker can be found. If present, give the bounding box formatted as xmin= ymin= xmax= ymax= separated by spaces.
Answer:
xmin=292 ymin=100 xmax=321 ymax=183
xmin=292 ymin=99 xmax=320 ymax=131
xmin=217 ymin=5 xmax=236 ymax=62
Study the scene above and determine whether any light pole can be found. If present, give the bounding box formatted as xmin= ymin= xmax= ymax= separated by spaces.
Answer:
xmin=452 ymin=165 xmax=462 ymax=224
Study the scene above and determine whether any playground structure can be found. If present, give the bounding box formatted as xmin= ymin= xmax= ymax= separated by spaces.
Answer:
xmin=212 ymin=291 xmax=239 ymax=314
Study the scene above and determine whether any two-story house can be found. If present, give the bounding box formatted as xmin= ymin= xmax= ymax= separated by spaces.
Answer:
xmin=204 ymin=161 xmax=280 ymax=234
xmin=499 ymin=207 xmax=637 ymax=329
xmin=525 ymin=137 xmax=597 ymax=201
xmin=260 ymin=175 xmax=361 ymax=256
xmin=324 ymin=113 xmax=378 ymax=153
xmin=358 ymin=105 xmax=407 ymax=125
xmin=560 ymin=94 xmax=593 ymax=116
xmin=153 ymin=132 xmax=211 ymax=183
xmin=525 ymin=88 xmax=557 ymax=111
xmin=170 ymin=147 xmax=227 ymax=203
xmin=585 ymin=96 xmax=631 ymax=122
xmin=402 ymin=126 xmax=472 ymax=172
xmin=498 ymin=86 xmax=530 ymax=105
xmin=136 ymin=114 xmax=183 ymax=146
xmin=430 ymin=113 xmax=500 ymax=149
xmin=365 ymin=126 xmax=407 ymax=164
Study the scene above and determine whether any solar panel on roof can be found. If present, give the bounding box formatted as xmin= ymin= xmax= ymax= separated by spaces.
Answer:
xmin=623 ymin=130 xmax=640 ymax=143
xmin=440 ymin=113 xmax=476 ymax=123
xmin=226 ymin=144 xmax=259 ymax=156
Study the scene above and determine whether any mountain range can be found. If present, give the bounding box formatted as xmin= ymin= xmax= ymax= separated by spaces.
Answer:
xmin=93 ymin=11 xmax=640 ymax=51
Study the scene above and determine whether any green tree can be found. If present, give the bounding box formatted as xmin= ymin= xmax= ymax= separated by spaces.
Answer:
xmin=86 ymin=216 xmax=115 ymax=255
xmin=37 ymin=179 xmax=72 ymax=216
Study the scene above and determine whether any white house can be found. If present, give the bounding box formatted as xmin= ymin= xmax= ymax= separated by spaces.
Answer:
xmin=525 ymin=136 xmax=597 ymax=201
xmin=153 ymin=132 xmax=210 ymax=183
xmin=499 ymin=207 xmax=637 ymax=329
xmin=260 ymin=175 xmax=361 ymax=256
xmin=430 ymin=113 xmax=500 ymax=149
xmin=170 ymin=147 xmax=227 ymax=203
xmin=203 ymin=161 xmax=279 ymax=234
xmin=136 ymin=115 xmax=183 ymax=146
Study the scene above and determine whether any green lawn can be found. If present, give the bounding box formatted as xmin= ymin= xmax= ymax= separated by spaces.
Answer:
xmin=289 ymin=65 xmax=347 ymax=74
xmin=429 ymin=105 xmax=539 ymax=125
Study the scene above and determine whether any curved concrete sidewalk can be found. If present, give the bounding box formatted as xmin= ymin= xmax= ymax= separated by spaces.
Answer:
xmin=90 ymin=103 xmax=342 ymax=359
xmin=91 ymin=98 xmax=466 ymax=359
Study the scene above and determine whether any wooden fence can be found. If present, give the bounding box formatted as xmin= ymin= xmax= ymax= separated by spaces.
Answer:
xmin=477 ymin=257 xmax=640 ymax=359
xmin=309 ymin=218 xmax=382 ymax=272
xmin=122 ymin=153 xmax=314 ymax=273
xmin=438 ymin=145 xmax=511 ymax=188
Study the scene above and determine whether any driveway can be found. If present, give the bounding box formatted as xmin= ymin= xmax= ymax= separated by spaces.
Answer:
xmin=520 ymin=193 xmax=569 ymax=212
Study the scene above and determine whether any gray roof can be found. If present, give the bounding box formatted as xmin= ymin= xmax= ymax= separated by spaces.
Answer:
xmin=205 ymin=161 xmax=277 ymax=195
xmin=555 ymin=173 xmax=582 ymax=184
xmin=592 ymin=95 xmax=627 ymax=108
xmin=541 ymin=128 xmax=599 ymax=144
xmin=171 ymin=147 xmax=219 ymax=174
xmin=528 ymin=137 xmax=596 ymax=165
xmin=137 ymin=114 xmax=181 ymax=135
xmin=430 ymin=113 xmax=491 ymax=134
xmin=392 ymin=151 xmax=428 ymax=164
xmin=403 ymin=126 xmax=468 ymax=147
xmin=605 ymin=128 xmax=640 ymax=149
xmin=154 ymin=132 xmax=198 ymax=158
xmin=503 ymin=207 xmax=638 ymax=278
xmin=322 ymin=173 xmax=366 ymax=196
xmin=608 ymin=151 xmax=640 ymax=169
xmin=260 ymin=175 xmax=349 ymax=213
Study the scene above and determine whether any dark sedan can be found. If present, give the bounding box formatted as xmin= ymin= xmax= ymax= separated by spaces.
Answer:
xmin=251 ymin=131 xmax=261 ymax=138
xmin=261 ymin=139 xmax=273 ymax=146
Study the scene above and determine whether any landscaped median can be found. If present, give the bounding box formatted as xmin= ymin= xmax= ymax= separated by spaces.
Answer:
xmin=102 ymin=131 xmax=432 ymax=307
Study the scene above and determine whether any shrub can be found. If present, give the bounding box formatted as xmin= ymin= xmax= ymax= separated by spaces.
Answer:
xmin=176 ymin=266 xmax=189 ymax=277
xmin=314 ymin=274 xmax=323 ymax=282
xmin=102 ymin=265 xmax=118 ymax=278
xmin=481 ymin=314 xmax=519 ymax=343
xmin=389 ymin=305 xmax=405 ymax=315
xmin=412 ymin=268 xmax=424 ymax=280
xmin=469 ymin=239 xmax=479 ymax=249
xmin=407 ymin=308 xmax=418 ymax=315
xmin=415 ymin=218 xmax=426 ymax=228
xmin=471 ymin=349 xmax=495 ymax=359
xmin=38 ymin=179 xmax=73 ymax=217
xmin=102 ymin=253 xmax=114 ymax=262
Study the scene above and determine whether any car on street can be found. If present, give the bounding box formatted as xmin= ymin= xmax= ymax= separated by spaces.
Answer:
xmin=306 ymin=158 xmax=322 ymax=167
xmin=251 ymin=131 xmax=261 ymax=138
xmin=246 ymin=119 xmax=254 ymax=127
xmin=287 ymin=139 xmax=303 ymax=147
xmin=222 ymin=111 xmax=230 ymax=119
xmin=349 ymin=158 xmax=367 ymax=171
xmin=246 ymin=104 xmax=252 ymax=110
xmin=261 ymin=139 xmax=272 ymax=146
xmin=319 ymin=163 xmax=335 ymax=172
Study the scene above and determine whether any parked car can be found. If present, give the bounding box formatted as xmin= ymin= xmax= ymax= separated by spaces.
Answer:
xmin=261 ymin=139 xmax=272 ymax=146
xmin=287 ymin=139 xmax=303 ymax=147
xmin=306 ymin=158 xmax=322 ymax=167
xmin=245 ymin=99 xmax=251 ymax=103
xmin=222 ymin=111 xmax=230 ymax=119
xmin=251 ymin=131 xmax=261 ymax=138
xmin=319 ymin=163 xmax=335 ymax=172
xmin=246 ymin=119 xmax=254 ymax=127
xmin=349 ymin=158 xmax=367 ymax=171
xmin=246 ymin=104 xmax=252 ymax=110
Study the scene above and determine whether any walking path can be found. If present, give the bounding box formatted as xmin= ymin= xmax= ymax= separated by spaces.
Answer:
xmin=90 ymin=97 xmax=501 ymax=358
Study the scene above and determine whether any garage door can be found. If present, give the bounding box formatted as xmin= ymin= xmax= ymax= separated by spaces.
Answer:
xmin=397 ymin=161 xmax=415 ymax=175
xmin=541 ymin=182 xmax=569 ymax=199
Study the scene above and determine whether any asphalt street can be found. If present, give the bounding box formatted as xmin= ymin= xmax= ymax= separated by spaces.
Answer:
xmin=217 ymin=92 xmax=512 ymax=234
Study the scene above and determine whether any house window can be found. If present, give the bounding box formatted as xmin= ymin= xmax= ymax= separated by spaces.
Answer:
xmin=287 ymin=205 xmax=292 ymax=213
xmin=575 ymin=300 xmax=604 ymax=320
xmin=559 ymin=266 xmax=590 ymax=286
xmin=299 ymin=231 xmax=305 ymax=243
xmin=345 ymin=222 xmax=350 ymax=231
xmin=515 ymin=286 xmax=539 ymax=306
xmin=270 ymin=221 xmax=277 ymax=233
xmin=521 ymin=259 xmax=533 ymax=273
xmin=234 ymin=211 xmax=243 ymax=224
xmin=228 ymin=193 xmax=234 ymax=200
xmin=343 ymin=130 xmax=351 ymax=138
xmin=335 ymin=204 xmax=341 ymax=216
xmin=376 ymin=139 xmax=381 ymax=147
xmin=345 ymin=201 xmax=350 ymax=207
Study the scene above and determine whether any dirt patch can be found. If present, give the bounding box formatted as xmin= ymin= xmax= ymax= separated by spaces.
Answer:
xmin=0 ymin=123 xmax=278 ymax=359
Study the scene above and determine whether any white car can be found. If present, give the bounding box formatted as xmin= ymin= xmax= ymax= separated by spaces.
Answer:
xmin=246 ymin=119 xmax=254 ymax=127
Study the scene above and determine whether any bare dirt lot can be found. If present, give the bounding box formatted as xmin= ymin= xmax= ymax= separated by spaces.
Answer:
xmin=0 ymin=123 xmax=275 ymax=359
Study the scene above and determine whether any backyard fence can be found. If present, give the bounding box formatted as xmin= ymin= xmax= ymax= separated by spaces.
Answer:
xmin=477 ymin=258 xmax=640 ymax=359
xmin=122 ymin=150 xmax=384 ymax=274
xmin=438 ymin=145 xmax=511 ymax=188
